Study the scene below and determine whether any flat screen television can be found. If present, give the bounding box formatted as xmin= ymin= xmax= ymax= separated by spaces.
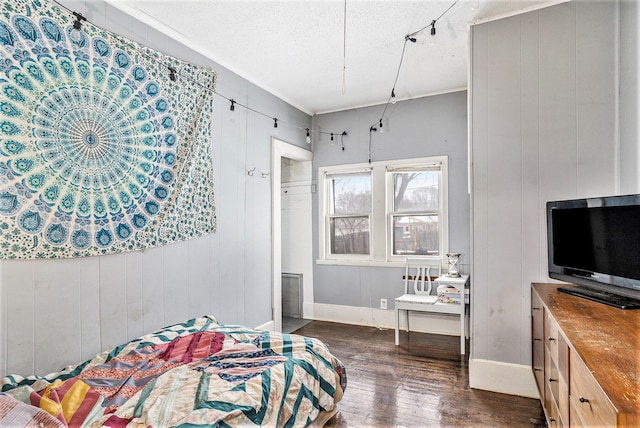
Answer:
xmin=546 ymin=194 xmax=640 ymax=309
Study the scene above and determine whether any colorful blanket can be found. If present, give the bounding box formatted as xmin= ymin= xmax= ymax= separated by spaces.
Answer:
xmin=0 ymin=316 xmax=346 ymax=427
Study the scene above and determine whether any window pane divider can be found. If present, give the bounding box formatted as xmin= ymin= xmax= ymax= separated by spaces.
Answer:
xmin=329 ymin=214 xmax=371 ymax=218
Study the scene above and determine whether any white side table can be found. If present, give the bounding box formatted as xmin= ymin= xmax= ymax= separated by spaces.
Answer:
xmin=434 ymin=274 xmax=470 ymax=354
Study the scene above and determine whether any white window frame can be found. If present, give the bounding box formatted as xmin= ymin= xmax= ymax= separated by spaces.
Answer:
xmin=318 ymin=156 xmax=448 ymax=267
xmin=320 ymin=167 xmax=373 ymax=262
xmin=386 ymin=162 xmax=446 ymax=263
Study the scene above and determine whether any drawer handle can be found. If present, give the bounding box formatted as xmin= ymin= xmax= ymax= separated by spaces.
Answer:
xmin=549 ymin=418 xmax=556 ymax=423
xmin=534 ymin=368 xmax=542 ymax=372
xmin=532 ymin=307 xmax=541 ymax=310
xmin=534 ymin=338 xmax=542 ymax=341
xmin=548 ymin=378 xmax=557 ymax=383
xmin=548 ymin=337 xmax=556 ymax=342
xmin=579 ymin=396 xmax=590 ymax=403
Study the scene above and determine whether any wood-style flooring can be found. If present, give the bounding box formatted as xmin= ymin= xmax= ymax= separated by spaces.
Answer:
xmin=293 ymin=321 xmax=545 ymax=428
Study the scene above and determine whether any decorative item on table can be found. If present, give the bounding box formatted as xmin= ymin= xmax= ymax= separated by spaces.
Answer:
xmin=445 ymin=252 xmax=461 ymax=277
xmin=436 ymin=285 xmax=470 ymax=304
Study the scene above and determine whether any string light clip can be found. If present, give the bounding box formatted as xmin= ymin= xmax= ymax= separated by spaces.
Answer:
xmin=72 ymin=11 xmax=86 ymax=31
xmin=49 ymin=2 xmax=349 ymax=153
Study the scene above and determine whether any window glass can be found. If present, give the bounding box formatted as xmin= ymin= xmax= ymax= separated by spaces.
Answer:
xmin=331 ymin=173 xmax=371 ymax=215
xmin=393 ymin=171 xmax=439 ymax=212
xmin=330 ymin=216 xmax=370 ymax=254
xmin=392 ymin=215 xmax=439 ymax=256
xmin=328 ymin=172 xmax=371 ymax=256
xmin=391 ymin=169 xmax=441 ymax=256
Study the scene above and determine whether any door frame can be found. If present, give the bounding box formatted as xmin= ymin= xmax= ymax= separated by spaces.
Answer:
xmin=271 ymin=138 xmax=312 ymax=332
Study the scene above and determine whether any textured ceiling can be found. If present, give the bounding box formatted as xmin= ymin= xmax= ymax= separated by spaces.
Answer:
xmin=108 ymin=0 xmax=557 ymax=114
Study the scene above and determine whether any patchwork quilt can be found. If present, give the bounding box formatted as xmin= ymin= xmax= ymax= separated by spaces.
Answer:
xmin=0 ymin=316 xmax=346 ymax=427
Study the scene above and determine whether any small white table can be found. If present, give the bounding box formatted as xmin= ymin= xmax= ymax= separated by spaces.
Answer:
xmin=434 ymin=274 xmax=470 ymax=354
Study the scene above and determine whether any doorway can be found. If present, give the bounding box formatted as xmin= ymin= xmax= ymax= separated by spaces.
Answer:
xmin=271 ymin=139 xmax=312 ymax=332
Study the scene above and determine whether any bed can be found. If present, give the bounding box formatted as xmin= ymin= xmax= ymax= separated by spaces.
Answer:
xmin=0 ymin=315 xmax=346 ymax=427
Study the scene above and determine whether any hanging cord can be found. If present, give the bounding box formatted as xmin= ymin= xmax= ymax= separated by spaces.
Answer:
xmin=381 ymin=36 xmax=409 ymax=120
xmin=368 ymin=0 xmax=460 ymax=164
xmin=374 ymin=0 xmax=460 ymax=130
xmin=49 ymin=0 xmax=346 ymax=142
xmin=368 ymin=127 xmax=373 ymax=163
xmin=406 ymin=0 xmax=460 ymax=39
xmin=366 ymin=37 xmax=408 ymax=163
xmin=215 ymin=90 xmax=345 ymax=140
xmin=342 ymin=0 xmax=347 ymax=95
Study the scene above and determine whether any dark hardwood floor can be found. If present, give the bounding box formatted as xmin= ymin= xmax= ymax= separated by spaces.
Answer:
xmin=294 ymin=321 xmax=545 ymax=428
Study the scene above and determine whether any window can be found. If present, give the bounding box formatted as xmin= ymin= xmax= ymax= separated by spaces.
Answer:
xmin=389 ymin=167 xmax=440 ymax=258
xmin=319 ymin=156 xmax=448 ymax=266
xmin=328 ymin=171 xmax=371 ymax=256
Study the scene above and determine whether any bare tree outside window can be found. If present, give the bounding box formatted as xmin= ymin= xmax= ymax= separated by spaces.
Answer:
xmin=392 ymin=170 xmax=440 ymax=256
xmin=330 ymin=173 xmax=371 ymax=255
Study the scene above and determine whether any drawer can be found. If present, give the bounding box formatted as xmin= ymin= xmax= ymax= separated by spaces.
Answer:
xmin=548 ymin=393 xmax=563 ymax=428
xmin=531 ymin=288 xmax=545 ymax=402
xmin=547 ymin=355 xmax=560 ymax=406
xmin=533 ymin=338 xmax=544 ymax=396
xmin=544 ymin=350 xmax=554 ymax=413
xmin=570 ymin=401 xmax=585 ymax=427
xmin=558 ymin=377 xmax=569 ymax=427
xmin=545 ymin=376 xmax=554 ymax=424
xmin=557 ymin=334 xmax=570 ymax=425
xmin=557 ymin=334 xmax=569 ymax=382
xmin=545 ymin=311 xmax=559 ymax=363
xmin=570 ymin=350 xmax=617 ymax=427
xmin=531 ymin=290 xmax=545 ymax=397
xmin=532 ymin=291 xmax=543 ymax=337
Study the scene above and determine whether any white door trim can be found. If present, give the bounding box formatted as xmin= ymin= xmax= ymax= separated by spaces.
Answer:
xmin=271 ymin=138 xmax=312 ymax=332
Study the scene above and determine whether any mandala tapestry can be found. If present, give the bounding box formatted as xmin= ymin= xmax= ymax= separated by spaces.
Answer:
xmin=0 ymin=0 xmax=217 ymax=259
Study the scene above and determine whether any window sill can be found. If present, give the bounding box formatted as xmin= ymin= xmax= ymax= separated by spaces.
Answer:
xmin=316 ymin=259 xmax=405 ymax=268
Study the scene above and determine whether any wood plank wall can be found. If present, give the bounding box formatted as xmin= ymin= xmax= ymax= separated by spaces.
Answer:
xmin=470 ymin=1 xmax=617 ymax=369
xmin=0 ymin=0 xmax=311 ymax=377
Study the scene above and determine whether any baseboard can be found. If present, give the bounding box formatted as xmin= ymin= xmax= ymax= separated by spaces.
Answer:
xmin=255 ymin=320 xmax=275 ymax=331
xmin=303 ymin=302 xmax=314 ymax=320
xmin=469 ymin=358 xmax=540 ymax=399
xmin=310 ymin=303 xmax=461 ymax=336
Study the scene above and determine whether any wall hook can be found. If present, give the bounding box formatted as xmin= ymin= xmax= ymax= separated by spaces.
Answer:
xmin=247 ymin=167 xmax=256 ymax=176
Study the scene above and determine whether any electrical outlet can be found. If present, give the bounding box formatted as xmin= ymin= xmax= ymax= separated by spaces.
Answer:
xmin=380 ymin=298 xmax=387 ymax=310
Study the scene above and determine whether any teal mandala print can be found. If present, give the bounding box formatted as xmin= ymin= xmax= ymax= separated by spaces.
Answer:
xmin=0 ymin=0 xmax=216 ymax=259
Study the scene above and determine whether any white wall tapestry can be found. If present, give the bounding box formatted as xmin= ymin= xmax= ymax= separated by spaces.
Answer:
xmin=0 ymin=0 xmax=216 ymax=259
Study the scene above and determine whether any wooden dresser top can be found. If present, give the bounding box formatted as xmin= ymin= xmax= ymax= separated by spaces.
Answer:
xmin=532 ymin=283 xmax=640 ymax=417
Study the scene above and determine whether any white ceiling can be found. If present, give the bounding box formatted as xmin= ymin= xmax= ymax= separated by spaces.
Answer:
xmin=108 ymin=0 xmax=557 ymax=115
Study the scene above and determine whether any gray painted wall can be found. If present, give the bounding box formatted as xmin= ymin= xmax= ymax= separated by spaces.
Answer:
xmin=0 ymin=0 xmax=311 ymax=377
xmin=470 ymin=0 xmax=631 ymax=370
xmin=311 ymin=91 xmax=469 ymax=309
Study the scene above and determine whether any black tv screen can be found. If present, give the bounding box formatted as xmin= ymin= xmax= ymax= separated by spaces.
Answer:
xmin=547 ymin=194 xmax=640 ymax=298
xmin=552 ymin=205 xmax=640 ymax=280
